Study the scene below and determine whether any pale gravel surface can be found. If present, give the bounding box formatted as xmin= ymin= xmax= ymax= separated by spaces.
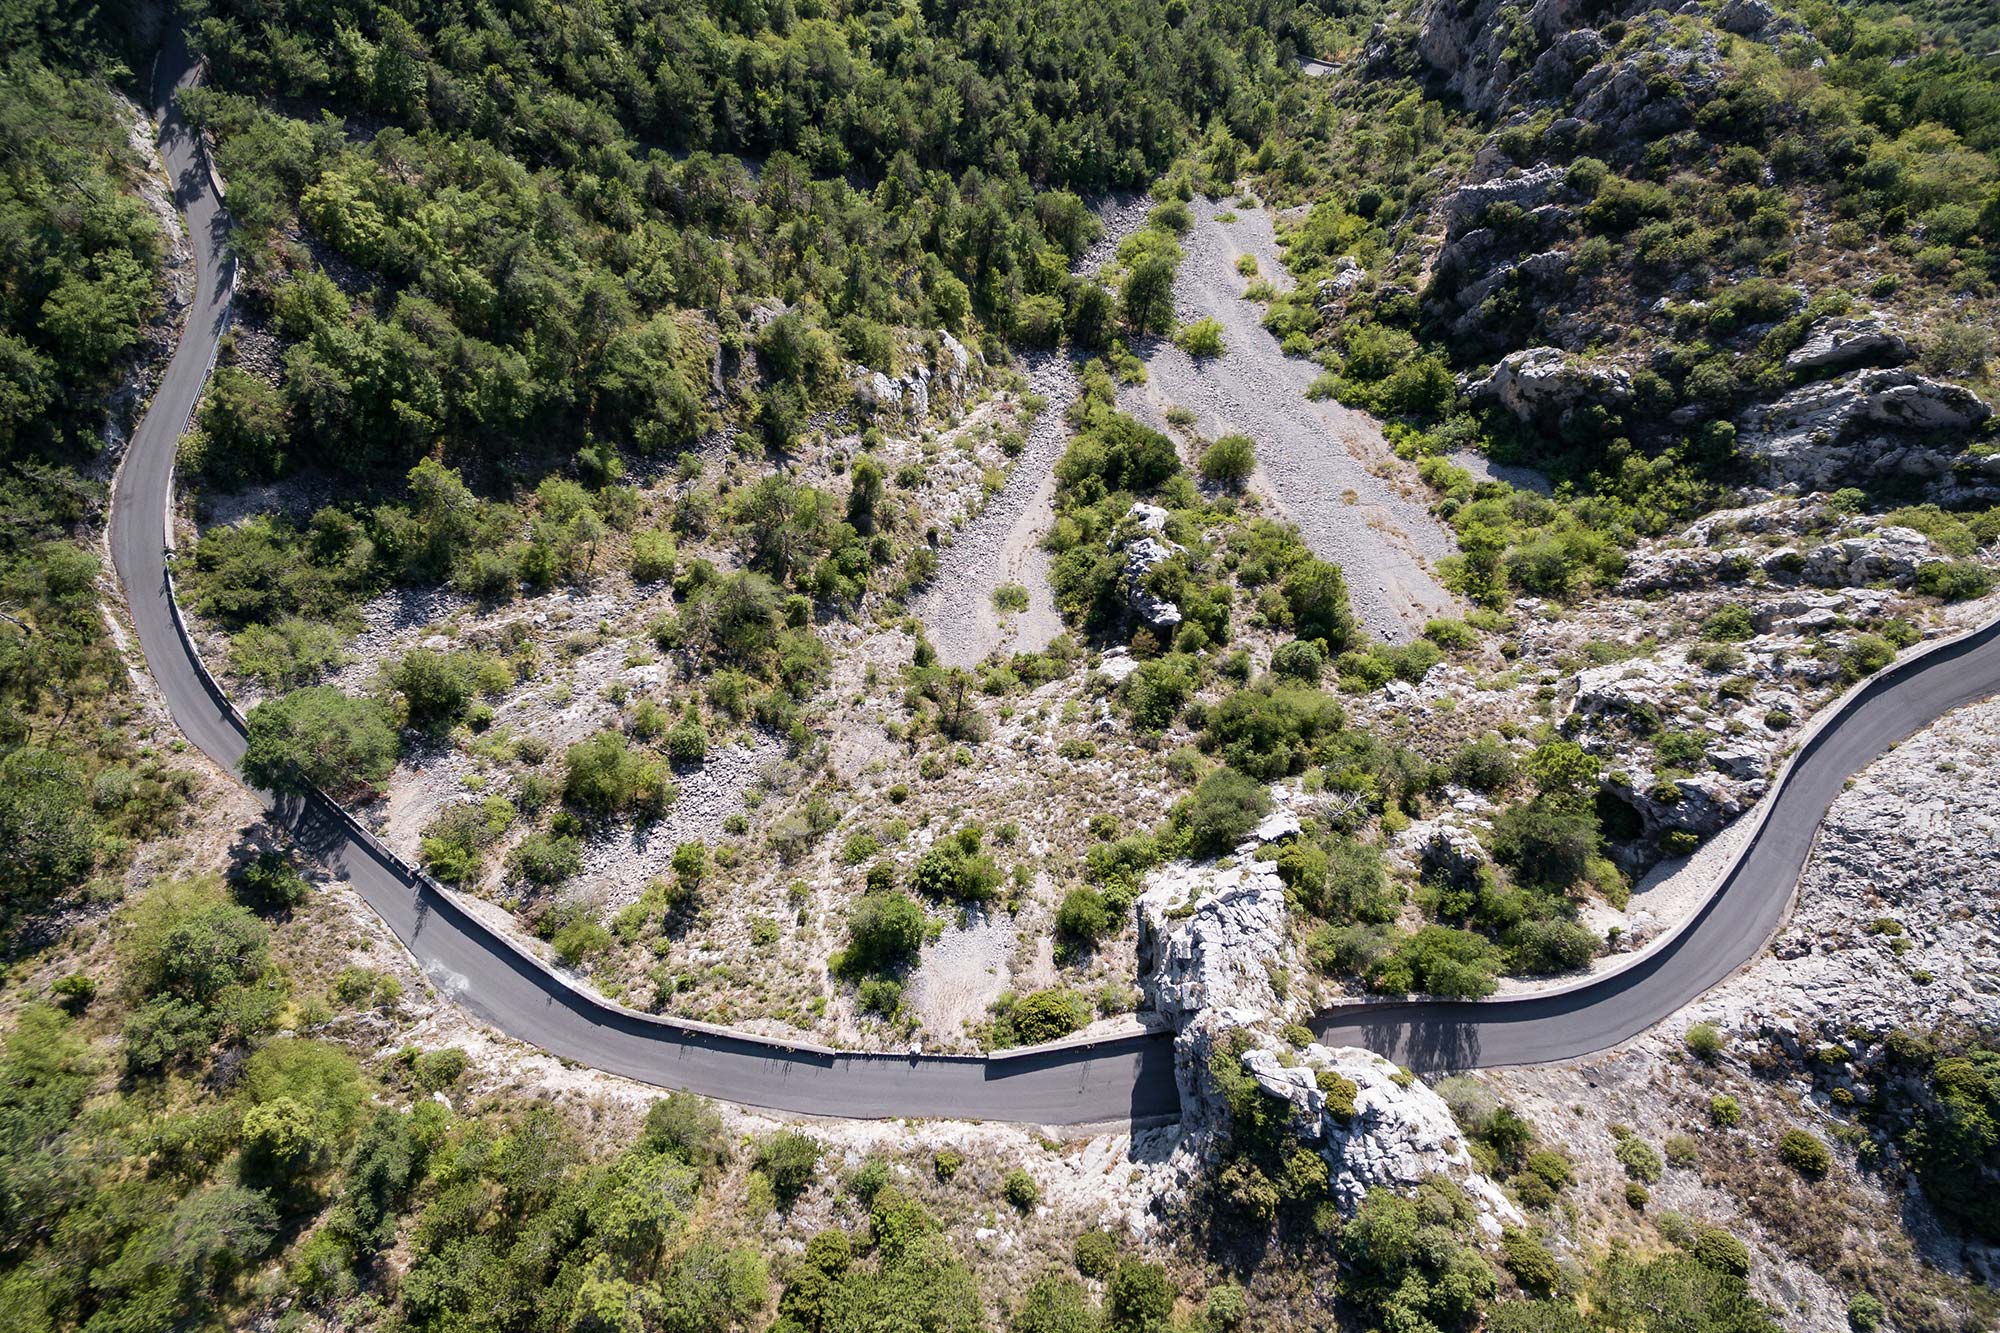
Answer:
xmin=905 ymin=907 xmax=1015 ymax=1042
xmin=913 ymin=195 xmax=1153 ymax=667
xmin=1117 ymin=195 xmax=1461 ymax=642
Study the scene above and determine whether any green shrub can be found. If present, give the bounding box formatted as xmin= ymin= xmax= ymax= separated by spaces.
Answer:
xmin=1002 ymin=1168 xmax=1039 ymax=1210
xmin=1199 ymin=433 xmax=1255 ymax=488
xmin=1709 ymin=1095 xmax=1743 ymax=1128
xmin=1449 ymin=734 xmax=1516 ymax=794
xmin=1615 ymin=1135 xmax=1663 ymax=1183
xmin=1269 ymin=639 xmax=1323 ymax=682
xmin=841 ymin=890 xmax=925 ymax=975
xmin=1055 ymin=886 xmax=1115 ymax=943
xmin=998 ymin=988 xmax=1089 ymax=1046
xmin=1684 ymin=1022 xmax=1724 ymax=1063
xmin=1177 ymin=766 xmax=1272 ymax=857
xmin=910 ymin=825 xmax=1003 ymax=900
xmin=1690 ymin=1227 xmax=1750 ymax=1277
xmin=1369 ymin=927 xmax=1502 ymax=998
xmin=1175 ymin=317 xmax=1225 ymax=359
xmin=1777 ymin=1128 xmax=1832 ymax=1178
xmin=241 ymin=687 xmax=399 ymax=797
xmin=756 ymin=1131 xmax=822 ymax=1204
xmin=1074 ymin=1229 xmax=1119 ymax=1278
xmin=1916 ymin=560 xmax=1992 ymax=601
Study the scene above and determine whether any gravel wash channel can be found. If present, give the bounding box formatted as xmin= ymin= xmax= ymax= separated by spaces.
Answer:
xmin=1119 ymin=195 xmax=1461 ymax=643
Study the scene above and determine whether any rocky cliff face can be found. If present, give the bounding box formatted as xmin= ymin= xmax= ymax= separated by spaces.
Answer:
xmin=1389 ymin=0 xmax=1996 ymax=497
xmin=1136 ymin=821 xmax=1514 ymax=1223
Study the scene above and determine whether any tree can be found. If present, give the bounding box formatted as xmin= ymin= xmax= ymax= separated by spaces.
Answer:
xmin=1014 ymin=1274 xmax=1098 ymax=1333
xmin=241 ymin=687 xmax=399 ymax=796
xmin=843 ymin=890 xmax=926 ymax=973
xmin=589 ymin=1149 xmax=697 ymax=1272
xmin=0 ymin=746 xmax=97 ymax=919
xmin=1492 ymin=799 xmax=1601 ymax=889
xmin=755 ymin=1131 xmax=822 ymax=1205
xmin=1068 ymin=280 xmax=1116 ymax=349
xmin=1283 ymin=558 xmax=1355 ymax=654
xmin=638 ymin=1091 xmax=727 ymax=1171
xmin=1372 ymin=927 xmax=1503 ymax=998
xmin=194 ymin=365 xmax=288 ymax=487
xmin=1122 ymin=253 xmax=1179 ymax=335
xmin=1525 ymin=739 xmax=1598 ymax=802
xmin=1106 ymin=1261 xmax=1174 ymax=1333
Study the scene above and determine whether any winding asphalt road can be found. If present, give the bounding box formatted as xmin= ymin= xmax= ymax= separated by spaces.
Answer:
xmin=109 ymin=23 xmax=2000 ymax=1124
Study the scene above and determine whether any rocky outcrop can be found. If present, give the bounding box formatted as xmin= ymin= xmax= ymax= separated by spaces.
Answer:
xmin=1616 ymin=545 xmax=1758 ymax=594
xmin=1139 ymin=857 xmax=1515 ymax=1226
xmin=1240 ymin=1045 xmax=1521 ymax=1230
xmin=1313 ymin=256 xmax=1365 ymax=324
xmin=1715 ymin=0 xmax=1805 ymax=42
xmin=1414 ymin=0 xmax=1586 ymax=116
xmin=1116 ymin=503 xmax=1184 ymax=632
xmin=1783 ymin=314 xmax=1910 ymax=376
xmin=1735 ymin=369 xmax=1994 ymax=493
xmin=1612 ymin=771 xmax=1761 ymax=842
xmin=1137 ymin=861 xmax=1290 ymax=1127
xmin=1466 ymin=346 xmax=1632 ymax=425
xmin=1695 ymin=695 xmax=2000 ymax=1039
xmin=1435 ymin=165 xmax=1566 ymax=236
xmin=1400 ymin=819 xmax=1488 ymax=890
xmin=852 ymin=331 xmax=981 ymax=426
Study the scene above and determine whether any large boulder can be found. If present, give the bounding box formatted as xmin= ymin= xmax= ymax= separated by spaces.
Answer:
xmin=1466 ymin=346 xmax=1633 ymax=425
xmin=1116 ymin=503 xmax=1184 ymax=632
xmin=1397 ymin=818 xmax=1488 ymax=890
xmin=1783 ymin=314 xmax=1910 ymax=376
xmin=1735 ymin=368 xmax=1994 ymax=492
xmin=1799 ymin=527 xmax=1938 ymax=587
xmin=1242 ymin=1045 xmax=1521 ymax=1229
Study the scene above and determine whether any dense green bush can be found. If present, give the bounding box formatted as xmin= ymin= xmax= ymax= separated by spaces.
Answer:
xmin=1202 ymin=682 xmax=1345 ymax=779
xmin=1369 ymin=927 xmax=1503 ymax=998
xmin=911 ymin=826 xmax=1004 ymax=901
xmin=1777 ymin=1129 xmax=1832 ymax=1178
xmin=1177 ymin=767 xmax=1272 ymax=857
xmin=562 ymin=730 xmax=672 ymax=819
xmin=241 ymin=687 xmax=400 ymax=796
xmin=1199 ymin=433 xmax=1256 ymax=488
xmin=841 ymin=891 xmax=927 ymax=976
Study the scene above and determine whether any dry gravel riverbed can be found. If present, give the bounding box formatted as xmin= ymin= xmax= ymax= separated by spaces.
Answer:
xmin=912 ymin=196 xmax=1153 ymax=666
xmin=1118 ymin=195 xmax=1460 ymax=642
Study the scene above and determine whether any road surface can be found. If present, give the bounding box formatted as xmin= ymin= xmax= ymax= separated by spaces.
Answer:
xmin=109 ymin=23 xmax=2000 ymax=1124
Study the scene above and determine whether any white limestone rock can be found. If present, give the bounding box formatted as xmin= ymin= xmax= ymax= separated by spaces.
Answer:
xmin=1465 ymin=346 xmax=1633 ymax=424
xmin=1243 ymin=1045 xmax=1522 ymax=1230
xmin=1783 ymin=314 xmax=1909 ymax=376
xmin=1735 ymin=368 xmax=1993 ymax=492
